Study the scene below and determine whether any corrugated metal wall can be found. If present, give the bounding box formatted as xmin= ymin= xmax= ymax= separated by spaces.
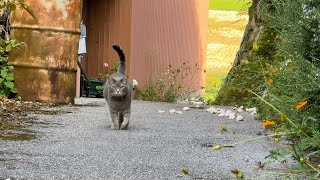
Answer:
xmin=85 ymin=0 xmax=132 ymax=78
xmin=84 ymin=0 xmax=209 ymax=94
xmin=130 ymin=0 xmax=209 ymax=93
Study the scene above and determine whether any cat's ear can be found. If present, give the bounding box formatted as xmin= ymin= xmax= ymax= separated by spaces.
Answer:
xmin=122 ymin=77 xmax=127 ymax=83
xmin=109 ymin=78 xmax=115 ymax=84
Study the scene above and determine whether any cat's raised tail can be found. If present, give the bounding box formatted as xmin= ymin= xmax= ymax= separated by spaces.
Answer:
xmin=112 ymin=44 xmax=126 ymax=75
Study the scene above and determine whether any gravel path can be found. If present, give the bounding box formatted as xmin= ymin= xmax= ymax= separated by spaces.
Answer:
xmin=0 ymin=99 xmax=277 ymax=180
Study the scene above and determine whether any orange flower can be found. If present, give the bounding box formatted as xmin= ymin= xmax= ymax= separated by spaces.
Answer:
xmin=272 ymin=67 xmax=279 ymax=73
xmin=263 ymin=120 xmax=275 ymax=127
xmin=268 ymin=79 xmax=273 ymax=85
xmin=296 ymin=100 xmax=308 ymax=110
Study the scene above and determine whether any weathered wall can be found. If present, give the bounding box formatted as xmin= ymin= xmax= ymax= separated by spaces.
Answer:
xmin=130 ymin=0 xmax=209 ymax=94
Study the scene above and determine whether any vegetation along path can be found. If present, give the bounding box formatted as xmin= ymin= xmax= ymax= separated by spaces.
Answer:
xmin=0 ymin=99 xmax=287 ymax=179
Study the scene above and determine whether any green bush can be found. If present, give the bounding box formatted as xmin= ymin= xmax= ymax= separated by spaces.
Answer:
xmin=0 ymin=38 xmax=22 ymax=98
xmin=0 ymin=1 xmax=26 ymax=98
xmin=250 ymin=0 xmax=320 ymax=177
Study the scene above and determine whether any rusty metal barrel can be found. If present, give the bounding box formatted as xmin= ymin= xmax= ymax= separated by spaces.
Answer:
xmin=9 ymin=0 xmax=82 ymax=103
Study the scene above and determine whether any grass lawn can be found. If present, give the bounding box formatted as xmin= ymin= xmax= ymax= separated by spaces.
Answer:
xmin=205 ymin=4 xmax=249 ymax=103
xmin=204 ymin=68 xmax=229 ymax=103
xmin=209 ymin=0 xmax=251 ymax=11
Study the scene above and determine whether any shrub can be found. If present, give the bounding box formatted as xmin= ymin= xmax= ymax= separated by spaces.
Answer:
xmin=0 ymin=1 xmax=25 ymax=98
xmin=250 ymin=0 xmax=320 ymax=178
xmin=134 ymin=62 xmax=199 ymax=102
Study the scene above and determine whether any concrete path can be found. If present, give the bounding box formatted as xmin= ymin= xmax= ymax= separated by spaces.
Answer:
xmin=0 ymin=99 xmax=276 ymax=179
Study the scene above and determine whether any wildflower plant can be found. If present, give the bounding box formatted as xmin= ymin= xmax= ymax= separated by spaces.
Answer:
xmin=246 ymin=0 xmax=320 ymax=178
xmin=98 ymin=62 xmax=119 ymax=81
xmin=95 ymin=62 xmax=119 ymax=94
xmin=135 ymin=62 xmax=200 ymax=102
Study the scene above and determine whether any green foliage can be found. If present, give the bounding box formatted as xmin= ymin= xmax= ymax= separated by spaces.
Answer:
xmin=204 ymin=70 xmax=226 ymax=105
xmin=214 ymin=29 xmax=278 ymax=106
xmin=95 ymin=62 xmax=119 ymax=95
xmin=0 ymin=40 xmax=21 ymax=97
xmin=98 ymin=62 xmax=119 ymax=81
xmin=134 ymin=62 xmax=196 ymax=102
xmin=0 ymin=1 xmax=26 ymax=98
xmin=247 ymin=0 xmax=320 ymax=177
xmin=0 ymin=0 xmax=27 ymax=11
xmin=95 ymin=85 xmax=104 ymax=96
xmin=215 ymin=0 xmax=319 ymax=177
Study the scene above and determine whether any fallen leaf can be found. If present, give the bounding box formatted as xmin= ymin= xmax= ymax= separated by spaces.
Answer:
xmin=213 ymin=145 xmax=222 ymax=150
xmin=220 ymin=124 xmax=228 ymax=132
xmin=181 ymin=167 xmax=189 ymax=175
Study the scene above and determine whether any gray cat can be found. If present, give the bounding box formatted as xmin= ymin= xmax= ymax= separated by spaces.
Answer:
xmin=103 ymin=44 xmax=132 ymax=130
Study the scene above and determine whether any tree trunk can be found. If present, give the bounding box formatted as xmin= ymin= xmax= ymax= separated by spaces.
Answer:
xmin=229 ymin=0 xmax=264 ymax=69
xmin=215 ymin=0 xmax=266 ymax=105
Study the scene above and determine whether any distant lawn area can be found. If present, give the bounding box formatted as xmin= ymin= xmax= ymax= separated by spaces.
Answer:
xmin=209 ymin=0 xmax=251 ymax=11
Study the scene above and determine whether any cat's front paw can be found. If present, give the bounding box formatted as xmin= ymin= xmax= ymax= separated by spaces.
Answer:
xmin=111 ymin=124 xmax=119 ymax=130
xmin=120 ymin=123 xmax=129 ymax=130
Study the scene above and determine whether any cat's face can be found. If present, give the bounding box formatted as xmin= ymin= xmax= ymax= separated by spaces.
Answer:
xmin=108 ymin=76 xmax=129 ymax=97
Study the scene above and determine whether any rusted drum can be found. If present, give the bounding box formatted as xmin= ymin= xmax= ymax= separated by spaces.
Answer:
xmin=9 ymin=0 xmax=82 ymax=103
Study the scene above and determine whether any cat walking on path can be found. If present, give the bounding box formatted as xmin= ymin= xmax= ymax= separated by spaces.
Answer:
xmin=103 ymin=45 xmax=132 ymax=130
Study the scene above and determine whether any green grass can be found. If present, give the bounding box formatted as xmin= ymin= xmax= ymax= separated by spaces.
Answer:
xmin=209 ymin=0 xmax=251 ymax=11
xmin=204 ymin=68 xmax=229 ymax=103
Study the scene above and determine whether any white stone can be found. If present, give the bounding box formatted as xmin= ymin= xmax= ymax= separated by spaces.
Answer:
xmin=225 ymin=110 xmax=232 ymax=117
xmin=236 ymin=115 xmax=244 ymax=121
xmin=183 ymin=107 xmax=190 ymax=111
xmin=228 ymin=112 xmax=236 ymax=119
xmin=169 ymin=109 xmax=176 ymax=113
xmin=246 ymin=107 xmax=257 ymax=112
xmin=236 ymin=108 xmax=244 ymax=112
xmin=218 ymin=110 xmax=225 ymax=117
xmin=251 ymin=111 xmax=257 ymax=116
xmin=206 ymin=107 xmax=218 ymax=114
xmin=175 ymin=110 xmax=183 ymax=114
xmin=192 ymin=101 xmax=203 ymax=107
xmin=158 ymin=110 xmax=165 ymax=113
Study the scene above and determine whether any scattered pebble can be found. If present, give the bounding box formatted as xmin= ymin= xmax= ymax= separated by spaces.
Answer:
xmin=228 ymin=112 xmax=236 ymax=119
xmin=236 ymin=106 xmax=243 ymax=112
xmin=158 ymin=110 xmax=165 ymax=113
xmin=251 ymin=111 xmax=257 ymax=116
xmin=175 ymin=111 xmax=183 ymax=114
xmin=169 ymin=109 xmax=176 ymax=113
xmin=206 ymin=107 xmax=217 ymax=114
xmin=236 ymin=115 xmax=244 ymax=121
xmin=218 ymin=110 xmax=225 ymax=117
xmin=192 ymin=101 xmax=203 ymax=108
xmin=183 ymin=107 xmax=190 ymax=111
xmin=246 ymin=107 xmax=257 ymax=112
xmin=225 ymin=110 xmax=232 ymax=116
